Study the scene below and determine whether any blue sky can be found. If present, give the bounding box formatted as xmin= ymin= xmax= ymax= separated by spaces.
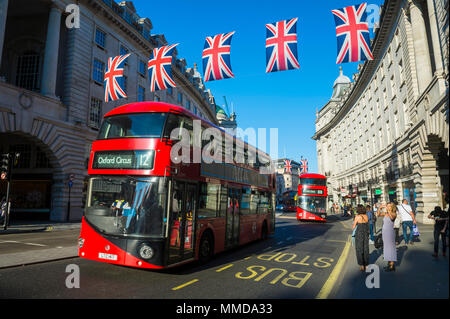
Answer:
xmin=133 ymin=0 xmax=383 ymax=173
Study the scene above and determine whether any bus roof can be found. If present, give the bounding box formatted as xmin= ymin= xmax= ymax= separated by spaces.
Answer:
xmin=299 ymin=173 xmax=326 ymax=179
xmin=102 ymin=101 xmax=271 ymax=159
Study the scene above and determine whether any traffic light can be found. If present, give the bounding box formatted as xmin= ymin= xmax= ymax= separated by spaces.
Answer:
xmin=1 ymin=153 xmax=11 ymax=181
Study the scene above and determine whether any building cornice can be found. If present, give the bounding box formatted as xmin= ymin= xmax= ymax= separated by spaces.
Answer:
xmin=84 ymin=0 xmax=156 ymax=54
xmin=312 ymin=0 xmax=403 ymax=141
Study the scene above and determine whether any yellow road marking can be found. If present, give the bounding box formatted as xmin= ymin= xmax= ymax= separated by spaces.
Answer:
xmin=216 ymin=264 xmax=234 ymax=272
xmin=278 ymin=216 xmax=297 ymax=219
xmin=340 ymin=220 xmax=352 ymax=230
xmin=315 ymin=235 xmax=351 ymax=299
xmin=172 ymin=279 xmax=199 ymax=291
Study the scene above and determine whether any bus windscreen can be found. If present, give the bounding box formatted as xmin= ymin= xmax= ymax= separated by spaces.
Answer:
xmin=98 ymin=113 xmax=167 ymax=139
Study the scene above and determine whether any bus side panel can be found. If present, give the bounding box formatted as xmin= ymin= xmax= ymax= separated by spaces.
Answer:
xmin=239 ymin=214 xmax=258 ymax=245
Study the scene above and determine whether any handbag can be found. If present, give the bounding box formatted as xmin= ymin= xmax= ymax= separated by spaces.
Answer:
xmin=412 ymin=224 xmax=420 ymax=236
xmin=351 ymin=225 xmax=358 ymax=246
xmin=374 ymin=233 xmax=383 ymax=249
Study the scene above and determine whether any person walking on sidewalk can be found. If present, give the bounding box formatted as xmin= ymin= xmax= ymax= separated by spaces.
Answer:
xmin=393 ymin=208 xmax=402 ymax=245
xmin=428 ymin=206 xmax=448 ymax=258
xmin=398 ymin=199 xmax=416 ymax=245
xmin=353 ymin=204 xmax=370 ymax=271
xmin=380 ymin=202 xmax=397 ymax=272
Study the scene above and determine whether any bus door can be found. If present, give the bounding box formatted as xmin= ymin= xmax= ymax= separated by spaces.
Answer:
xmin=168 ymin=181 xmax=197 ymax=264
xmin=225 ymin=188 xmax=241 ymax=248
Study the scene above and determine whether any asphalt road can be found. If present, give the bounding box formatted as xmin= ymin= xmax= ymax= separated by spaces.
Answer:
xmin=0 ymin=214 xmax=350 ymax=299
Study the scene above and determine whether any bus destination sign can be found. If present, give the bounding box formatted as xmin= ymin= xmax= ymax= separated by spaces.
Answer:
xmin=302 ymin=188 xmax=324 ymax=195
xmin=93 ymin=150 xmax=154 ymax=170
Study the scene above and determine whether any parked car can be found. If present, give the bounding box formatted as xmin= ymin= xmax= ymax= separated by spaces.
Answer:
xmin=276 ymin=204 xmax=284 ymax=211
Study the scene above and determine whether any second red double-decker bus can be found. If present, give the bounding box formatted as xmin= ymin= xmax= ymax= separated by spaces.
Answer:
xmin=78 ymin=101 xmax=276 ymax=269
xmin=282 ymin=190 xmax=297 ymax=212
xmin=296 ymin=173 xmax=327 ymax=222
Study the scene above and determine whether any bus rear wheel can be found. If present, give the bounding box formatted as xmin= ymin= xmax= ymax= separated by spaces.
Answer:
xmin=199 ymin=232 xmax=214 ymax=263
xmin=261 ymin=221 xmax=268 ymax=240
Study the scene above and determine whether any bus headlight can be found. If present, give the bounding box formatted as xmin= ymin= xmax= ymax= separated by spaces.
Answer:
xmin=138 ymin=243 xmax=154 ymax=260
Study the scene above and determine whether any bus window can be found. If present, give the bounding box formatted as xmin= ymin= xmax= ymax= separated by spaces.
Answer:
xmin=98 ymin=113 xmax=167 ymax=139
xmin=198 ymin=183 xmax=220 ymax=218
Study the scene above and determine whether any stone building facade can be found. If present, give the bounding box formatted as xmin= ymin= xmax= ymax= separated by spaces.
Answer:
xmin=0 ymin=0 xmax=218 ymax=221
xmin=275 ymin=158 xmax=301 ymax=205
xmin=313 ymin=0 xmax=449 ymax=223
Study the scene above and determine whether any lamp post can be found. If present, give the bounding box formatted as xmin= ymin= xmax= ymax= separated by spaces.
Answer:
xmin=67 ymin=174 xmax=74 ymax=221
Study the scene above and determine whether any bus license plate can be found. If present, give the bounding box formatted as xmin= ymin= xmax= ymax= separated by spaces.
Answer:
xmin=98 ymin=252 xmax=118 ymax=261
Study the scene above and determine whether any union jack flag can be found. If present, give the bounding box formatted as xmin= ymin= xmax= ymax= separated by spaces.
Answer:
xmin=299 ymin=159 xmax=308 ymax=175
xmin=147 ymin=44 xmax=179 ymax=92
xmin=104 ymin=54 xmax=130 ymax=102
xmin=202 ymin=32 xmax=235 ymax=82
xmin=331 ymin=3 xmax=373 ymax=64
xmin=284 ymin=159 xmax=292 ymax=173
xmin=265 ymin=18 xmax=300 ymax=73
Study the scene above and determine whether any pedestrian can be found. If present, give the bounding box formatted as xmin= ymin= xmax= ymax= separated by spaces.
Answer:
xmin=393 ymin=208 xmax=402 ymax=245
xmin=366 ymin=205 xmax=375 ymax=244
xmin=379 ymin=202 xmax=397 ymax=272
xmin=397 ymin=199 xmax=417 ymax=245
xmin=352 ymin=204 xmax=370 ymax=271
xmin=428 ymin=206 xmax=448 ymax=258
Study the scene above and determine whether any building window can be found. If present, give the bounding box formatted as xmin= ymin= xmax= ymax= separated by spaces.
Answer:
xmin=93 ymin=59 xmax=105 ymax=83
xmin=120 ymin=46 xmax=129 ymax=65
xmin=36 ymin=149 xmax=51 ymax=168
xmin=178 ymin=92 xmax=183 ymax=105
xmin=95 ymin=28 xmax=106 ymax=48
xmin=138 ymin=60 xmax=146 ymax=76
xmin=89 ymin=97 xmax=102 ymax=129
xmin=138 ymin=86 xmax=145 ymax=102
xmin=186 ymin=100 xmax=191 ymax=110
xmin=167 ymin=87 xmax=173 ymax=96
xmin=16 ymin=51 xmax=40 ymax=91
xmin=154 ymin=94 xmax=160 ymax=102
xmin=10 ymin=144 xmax=31 ymax=168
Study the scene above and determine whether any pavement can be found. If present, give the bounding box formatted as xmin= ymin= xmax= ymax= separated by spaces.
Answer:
xmin=0 ymin=220 xmax=81 ymax=269
xmin=329 ymin=213 xmax=449 ymax=299
xmin=0 ymin=220 xmax=81 ymax=234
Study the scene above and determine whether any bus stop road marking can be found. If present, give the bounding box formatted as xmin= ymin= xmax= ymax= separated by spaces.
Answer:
xmin=277 ymin=216 xmax=297 ymax=219
xmin=216 ymin=264 xmax=234 ymax=272
xmin=172 ymin=279 xmax=199 ymax=291
xmin=315 ymin=235 xmax=351 ymax=299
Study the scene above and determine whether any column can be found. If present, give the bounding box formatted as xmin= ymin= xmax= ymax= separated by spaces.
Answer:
xmin=0 ymin=0 xmax=8 ymax=66
xmin=41 ymin=5 xmax=62 ymax=97
xmin=415 ymin=151 xmax=441 ymax=224
xmin=409 ymin=0 xmax=433 ymax=94
xmin=426 ymin=0 xmax=444 ymax=73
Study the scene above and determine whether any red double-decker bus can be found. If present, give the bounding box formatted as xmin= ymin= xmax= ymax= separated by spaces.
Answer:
xmin=296 ymin=173 xmax=327 ymax=222
xmin=78 ymin=101 xmax=276 ymax=269
xmin=282 ymin=190 xmax=297 ymax=212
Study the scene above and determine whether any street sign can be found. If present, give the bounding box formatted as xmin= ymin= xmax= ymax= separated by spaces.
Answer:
xmin=68 ymin=180 xmax=73 ymax=188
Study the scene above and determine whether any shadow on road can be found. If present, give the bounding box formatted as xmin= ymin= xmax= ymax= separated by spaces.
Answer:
xmin=155 ymin=219 xmax=336 ymax=275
